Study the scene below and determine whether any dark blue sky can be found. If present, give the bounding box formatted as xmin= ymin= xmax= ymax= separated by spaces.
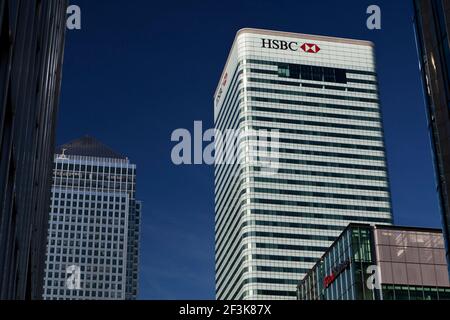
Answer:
xmin=59 ymin=0 xmax=441 ymax=299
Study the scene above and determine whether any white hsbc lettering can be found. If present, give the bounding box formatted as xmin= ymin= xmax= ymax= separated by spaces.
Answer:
xmin=261 ymin=38 xmax=299 ymax=51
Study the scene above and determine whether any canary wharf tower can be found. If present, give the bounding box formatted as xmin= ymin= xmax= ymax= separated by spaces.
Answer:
xmin=43 ymin=137 xmax=141 ymax=300
xmin=214 ymin=29 xmax=393 ymax=300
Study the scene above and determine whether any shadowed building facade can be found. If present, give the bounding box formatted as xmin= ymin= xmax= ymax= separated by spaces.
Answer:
xmin=413 ymin=0 xmax=450 ymax=274
xmin=0 ymin=0 xmax=67 ymax=299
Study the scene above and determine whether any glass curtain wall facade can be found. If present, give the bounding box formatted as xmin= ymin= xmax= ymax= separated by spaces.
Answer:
xmin=413 ymin=0 xmax=450 ymax=275
xmin=0 ymin=0 xmax=67 ymax=299
xmin=214 ymin=28 xmax=393 ymax=300
xmin=42 ymin=137 xmax=141 ymax=300
xmin=298 ymin=225 xmax=378 ymax=300
xmin=298 ymin=224 xmax=450 ymax=300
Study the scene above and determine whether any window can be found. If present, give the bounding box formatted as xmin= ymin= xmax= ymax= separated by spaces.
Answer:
xmin=277 ymin=63 xmax=348 ymax=84
xmin=323 ymin=67 xmax=335 ymax=82
xmin=278 ymin=64 xmax=290 ymax=77
xmin=300 ymin=65 xmax=312 ymax=80
xmin=312 ymin=66 xmax=323 ymax=81
xmin=335 ymin=69 xmax=347 ymax=83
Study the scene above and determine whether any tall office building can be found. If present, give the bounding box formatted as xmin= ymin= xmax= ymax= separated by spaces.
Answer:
xmin=214 ymin=28 xmax=393 ymax=300
xmin=0 ymin=0 xmax=67 ymax=299
xmin=413 ymin=0 xmax=450 ymax=274
xmin=42 ymin=137 xmax=141 ymax=300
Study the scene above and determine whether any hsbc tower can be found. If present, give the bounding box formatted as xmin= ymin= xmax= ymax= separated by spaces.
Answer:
xmin=214 ymin=28 xmax=393 ymax=300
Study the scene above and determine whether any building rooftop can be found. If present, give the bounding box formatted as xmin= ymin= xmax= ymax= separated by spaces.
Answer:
xmin=236 ymin=28 xmax=374 ymax=47
xmin=214 ymin=27 xmax=374 ymax=99
xmin=55 ymin=136 xmax=127 ymax=160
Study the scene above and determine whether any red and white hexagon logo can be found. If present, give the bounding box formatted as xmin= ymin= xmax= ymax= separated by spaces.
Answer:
xmin=300 ymin=43 xmax=321 ymax=53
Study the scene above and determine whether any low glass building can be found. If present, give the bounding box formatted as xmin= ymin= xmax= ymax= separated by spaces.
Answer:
xmin=298 ymin=224 xmax=450 ymax=300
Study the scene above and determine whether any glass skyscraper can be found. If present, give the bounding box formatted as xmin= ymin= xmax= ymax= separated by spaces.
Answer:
xmin=0 ymin=0 xmax=67 ymax=299
xmin=214 ymin=28 xmax=393 ymax=300
xmin=413 ymin=0 xmax=450 ymax=275
xmin=42 ymin=137 xmax=141 ymax=300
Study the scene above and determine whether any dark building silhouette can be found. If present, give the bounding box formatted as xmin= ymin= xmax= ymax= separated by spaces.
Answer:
xmin=413 ymin=0 xmax=450 ymax=275
xmin=0 ymin=0 xmax=67 ymax=299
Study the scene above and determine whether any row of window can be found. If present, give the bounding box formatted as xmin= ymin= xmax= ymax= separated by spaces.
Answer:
xmin=382 ymin=285 xmax=450 ymax=300
xmin=50 ymin=224 xmax=125 ymax=233
xmin=251 ymin=187 xmax=389 ymax=202
xmin=249 ymin=115 xmax=382 ymax=133
xmin=251 ymin=166 xmax=387 ymax=182
xmin=53 ymin=201 xmax=127 ymax=209
xmin=48 ymin=238 xmax=125 ymax=250
xmin=274 ymin=157 xmax=387 ymax=172
xmin=252 ymin=254 xmax=319 ymax=263
xmin=53 ymin=163 xmax=135 ymax=175
xmin=242 ymin=289 xmax=297 ymax=298
xmin=49 ymin=233 xmax=125 ymax=243
xmin=46 ymin=272 xmax=122 ymax=282
xmin=253 ymin=177 xmax=389 ymax=192
xmin=252 ymin=125 xmax=382 ymax=142
xmin=47 ymin=267 xmax=122 ymax=275
xmin=259 ymin=146 xmax=384 ymax=162
xmin=246 ymin=59 xmax=377 ymax=76
xmin=47 ymin=280 xmax=121 ymax=289
xmin=243 ymin=231 xmax=337 ymax=242
xmin=256 ymin=242 xmax=330 ymax=252
xmin=44 ymin=289 xmax=122 ymax=299
xmin=242 ymin=277 xmax=301 ymax=286
xmin=48 ymin=248 xmax=122 ymax=257
xmin=248 ymin=136 xmax=383 ymax=154
xmin=53 ymin=171 xmax=133 ymax=182
xmin=51 ymin=208 xmax=127 ymax=218
xmin=249 ymin=68 xmax=378 ymax=85
xmin=54 ymin=193 xmax=127 ymax=201
xmin=249 ymin=105 xmax=380 ymax=123
xmin=251 ymin=209 xmax=392 ymax=224
xmin=46 ymin=263 xmax=124 ymax=272
xmin=51 ymin=216 xmax=124 ymax=224
xmin=251 ymin=198 xmax=390 ymax=213
xmin=277 ymin=63 xmax=348 ymax=84
xmin=47 ymin=256 xmax=123 ymax=266
xmin=244 ymin=219 xmax=348 ymax=232
xmin=248 ymin=86 xmax=379 ymax=104
xmin=249 ymin=77 xmax=378 ymax=95
xmin=53 ymin=180 xmax=135 ymax=190
xmin=250 ymin=92 xmax=380 ymax=113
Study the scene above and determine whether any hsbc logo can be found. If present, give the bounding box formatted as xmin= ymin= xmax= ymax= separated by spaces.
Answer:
xmin=300 ymin=43 xmax=321 ymax=53
xmin=216 ymin=72 xmax=228 ymax=105
xmin=261 ymin=38 xmax=321 ymax=54
xmin=221 ymin=72 xmax=228 ymax=87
